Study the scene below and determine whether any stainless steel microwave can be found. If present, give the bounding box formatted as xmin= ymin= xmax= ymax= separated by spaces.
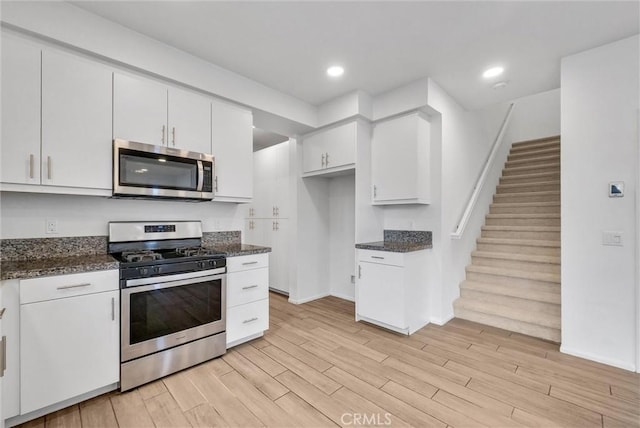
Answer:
xmin=113 ymin=139 xmax=214 ymax=201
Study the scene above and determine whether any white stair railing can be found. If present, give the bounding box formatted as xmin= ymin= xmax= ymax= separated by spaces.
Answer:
xmin=451 ymin=103 xmax=515 ymax=239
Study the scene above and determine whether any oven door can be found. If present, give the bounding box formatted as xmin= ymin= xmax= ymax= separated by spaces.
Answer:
xmin=121 ymin=270 xmax=226 ymax=362
xmin=113 ymin=139 xmax=214 ymax=200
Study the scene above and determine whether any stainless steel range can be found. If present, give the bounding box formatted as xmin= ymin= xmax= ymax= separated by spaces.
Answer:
xmin=108 ymin=221 xmax=226 ymax=391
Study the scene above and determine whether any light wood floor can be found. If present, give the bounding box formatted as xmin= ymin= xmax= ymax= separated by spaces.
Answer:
xmin=21 ymin=293 xmax=640 ymax=428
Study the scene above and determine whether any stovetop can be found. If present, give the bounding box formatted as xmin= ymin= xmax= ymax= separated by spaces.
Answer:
xmin=115 ymin=247 xmax=225 ymax=265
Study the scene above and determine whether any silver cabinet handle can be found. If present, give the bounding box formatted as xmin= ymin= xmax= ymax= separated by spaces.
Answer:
xmin=373 ymin=185 xmax=377 ymax=198
xmin=162 ymin=125 xmax=166 ymax=145
xmin=242 ymin=261 xmax=258 ymax=266
xmin=358 ymin=265 xmax=362 ymax=279
xmin=276 ymin=221 xmax=279 ymax=231
xmin=325 ymin=152 xmax=329 ymax=166
xmin=29 ymin=154 xmax=34 ymax=179
xmin=0 ymin=335 xmax=6 ymax=378
xmin=242 ymin=285 xmax=259 ymax=290
xmin=242 ymin=317 xmax=258 ymax=324
xmin=272 ymin=221 xmax=276 ymax=231
xmin=47 ymin=156 xmax=52 ymax=180
xmin=56 ymin=282 xmax=91 ymax=290
xmin=371 ymin=256 xmax=385 ymax=260
xmin=111 ymin=297 xmax=115 ymax=321
xmin=321 ymin=153 xmax=325 ymax=168
xmin=172 ymin=127 xmax=176 ymax=147
xmin=0 ymin=308 xmax=5 ymax=319
xmin=272 ymin=206 xmax=276 ymax=216
xmin=276 ymin=206 xmax=279 ymax=216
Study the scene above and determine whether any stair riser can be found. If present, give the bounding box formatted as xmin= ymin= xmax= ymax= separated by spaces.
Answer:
xmin=485 ymin=217 xmax=560 ymax=227
xmin=466 ymin=270 xmax=559 ymax=288
xmin=481 ymin=229 xmax=560 ymax=240
xmin=454 ymin=298 xmax=560 ymax=329
xmin=461 ymin=281 xmax=560 ymax=304
xmin=490 ymin=204 xmax=560 ymax=214
xmin=496 ymin=183 xmax=559 ymax=194
xmin=500 ymin=173 xmax=560 ymax=185
xmin=506 ymin=157 xmax=560 ymax=168
xmin=476 ymin=242 xmax=561 ymax=256
xmin=471 ymin=256 xmax=560 ymax=274
xmin=508 ymin=148 xmax=560 ymax=161
xmin=511 ymin=141 xmax=560 ymax=153
xmin=460 ymin=289 xmax=561 ymax=313
xmin=453 ymin=306 xmax=560 ymax=342
xmin=502 ymin=165 xmax=560 ymax=176
xmin=494 ymin=193 xmax=560 ymax=203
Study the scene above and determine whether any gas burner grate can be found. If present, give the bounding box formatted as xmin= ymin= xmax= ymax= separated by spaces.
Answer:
xmin=175 ymin=247 xmax=215 ymax=257
xmin=122 ymin=250 xmax=163 ymax=263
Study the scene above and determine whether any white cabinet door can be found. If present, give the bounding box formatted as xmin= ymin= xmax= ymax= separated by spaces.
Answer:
xmin=357 ymin=261 xmax=406 ymax=329
xmin=211 ymin=100 xmax=253 ymax=200
xmin=41 ymin=50 xmax=113 ymax=190
xmin=244 ymin=218 xmax=266 ymax=246
xmin=268 ymin=219 xmax=289 ymax=293
xmin=272 ymin=142 xmax=291 ymax=218
xmin=1 ymin=35 xmax=41 ymax=185
xmin=250 ymin=148 xmax=271 ymax=219
xmin=168 ymin=88 xmax=211 ymax=154
xmin=371 ymin=113 xmax=430 ymax=204
xmin=302 ymin=121 xmax=356 ymax=174
xmin=0 ymin=282 xmax=4 ymax=427
xmin=1 ymin=281 xmax=19 ymax=420
xmin=20 ymin=290 xmax=119 ymax=414
xmin=113 ymin=73 xmax=168 ymax=146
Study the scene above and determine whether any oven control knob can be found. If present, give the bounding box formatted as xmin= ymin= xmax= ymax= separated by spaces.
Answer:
xmin=153 ymin=266 xmax=161 ymax=274
xmin=197 ymin=261 xmax=205 ymax=269
xmin=140 ymin=267 xmax=149 ymax=276
xmin=209 ymin=260 xmax=217 ymax=268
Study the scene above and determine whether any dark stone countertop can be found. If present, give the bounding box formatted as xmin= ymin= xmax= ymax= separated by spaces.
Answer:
xmin=206 ymin=243 xmax=271 ymax=257
xmin=355 ymin=241 xmax=432 ymax=253
xmin=0 ymin=254 xmax=119 ymax=281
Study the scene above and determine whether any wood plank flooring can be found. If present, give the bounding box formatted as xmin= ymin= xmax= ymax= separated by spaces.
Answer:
xmin=20 ymin=293 xmax=640 ymax=428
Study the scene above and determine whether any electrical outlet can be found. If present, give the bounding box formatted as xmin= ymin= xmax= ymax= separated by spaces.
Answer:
xmin=602 ymin=231 xmax=623 ymax=246
xmin=45 ymin=218 xmax=57 ymax=234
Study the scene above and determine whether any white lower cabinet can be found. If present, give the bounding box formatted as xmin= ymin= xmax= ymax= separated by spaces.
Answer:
xmin=1 ymin=280 xmax=19 ymax=421
xmin=226 ymin=254 xmax=269 ymax=348
xmin=356 ymin=249 xmax=429 ymax=335
xmin=19 ymin=270 xmax=119 ymax=415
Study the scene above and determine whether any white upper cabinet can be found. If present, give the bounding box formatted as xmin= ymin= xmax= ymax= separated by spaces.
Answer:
xmin=167 ymin=87 xmax=212 ymax=154
xmin=249 ymin=141 xmax=290 ymax=218
xmin=42 ymin=49 xmax=113 ymax=190
xmin=211 ymin=99 xmax=253 ymax=201
xmin=371 ymin=112 xmax=430 ymax=205
xmin=302 ymin=121 xmax=356 ymax=175
xmin=1 ymin=35 xmax=41 ymax=185
xmin=113 ymin=73 xmax=168 ymax=146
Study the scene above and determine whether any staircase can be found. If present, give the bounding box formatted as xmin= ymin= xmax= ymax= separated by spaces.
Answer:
xmin=453 ymin=136 xmax=561 ymax=342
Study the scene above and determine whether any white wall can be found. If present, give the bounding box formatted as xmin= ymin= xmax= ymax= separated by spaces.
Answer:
xmin=329 ymin=175 xmax=356 ymax=301
xmin=561 ymin=35 xmax=639 ymax=371
xmin=0 ymin=192 xmax=242 ymax=239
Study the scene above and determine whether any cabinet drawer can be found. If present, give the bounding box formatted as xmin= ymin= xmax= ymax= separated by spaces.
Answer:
xmin=358 ymin=250 xmax=404 ymax=267
xmin=227 ymin=254 xmax=269 ymax=273
xmin=226 ymin=299 xmax=269 ymax=345
xmin=20 ymin=270 xmax=119 ymax=304
xmin=227 ymin=267 xmax=268 ymax=308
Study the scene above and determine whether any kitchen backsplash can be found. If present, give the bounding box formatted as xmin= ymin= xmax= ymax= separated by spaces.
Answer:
xmin=383 ymin=229 xmax=432 ymax=245
xmin=0 ymin=231 xmax=243 ymax=261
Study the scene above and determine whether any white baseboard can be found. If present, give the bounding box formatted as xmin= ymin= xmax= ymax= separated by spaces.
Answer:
xmin=330 ymin=292 xmax=355 ymax=302
xmin=560 ymin=345 xmax=637 ymax=372
xmin=288 ymin=292 xmax=330 ymax=305
xmin=430 ymin=312 xmax=455 ymax=326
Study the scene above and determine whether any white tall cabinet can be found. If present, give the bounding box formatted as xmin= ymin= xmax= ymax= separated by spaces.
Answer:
xmin=1 ymin=35 xmax=42 ymax=185
xmin=246 ymin=141 xmax=291 ymax=294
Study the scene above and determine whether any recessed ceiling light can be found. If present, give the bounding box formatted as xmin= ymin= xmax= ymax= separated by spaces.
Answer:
xmin=327 ymin=66 xmax=344 ymax=77
xmin=482 ymin=66 xmax=504 ymax=79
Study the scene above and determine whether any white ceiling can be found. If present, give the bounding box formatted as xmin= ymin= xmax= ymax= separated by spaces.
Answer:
xmin=71 ymin=1 xmax=638 ymax=110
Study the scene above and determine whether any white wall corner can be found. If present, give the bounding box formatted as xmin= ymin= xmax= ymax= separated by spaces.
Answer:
xmin=288 ymin=293 xmax=331 ymax=305
xmin=560 ymin=345 xmax=637 ymax=373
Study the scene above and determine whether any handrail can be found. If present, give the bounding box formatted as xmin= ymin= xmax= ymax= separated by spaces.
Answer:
xmin=451 ymin=102 xmax=515 ymax=239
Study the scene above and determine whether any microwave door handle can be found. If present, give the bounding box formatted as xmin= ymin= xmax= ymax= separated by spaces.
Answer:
xmin=197 ymin=160 xmax=204 ymax=191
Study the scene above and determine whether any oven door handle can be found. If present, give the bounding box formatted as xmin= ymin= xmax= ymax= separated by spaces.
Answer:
xmin=124 ymin=268 xmax=226 ymax=288
xmin=123 ymin=272 xmax=225 ymax=294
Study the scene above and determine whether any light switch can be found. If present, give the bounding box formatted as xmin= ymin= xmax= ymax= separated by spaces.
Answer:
xmin=602 ymin=231 xmax=623 ymax=246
